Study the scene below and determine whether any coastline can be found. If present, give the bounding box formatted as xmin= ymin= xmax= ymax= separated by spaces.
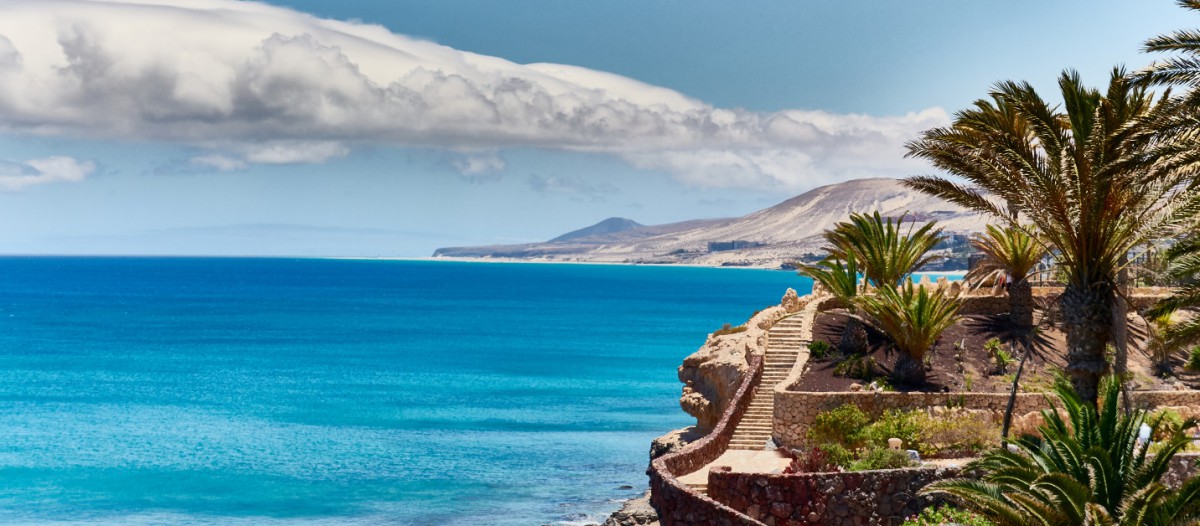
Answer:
xmin=328 ymin=255 xmax=969 ymax=276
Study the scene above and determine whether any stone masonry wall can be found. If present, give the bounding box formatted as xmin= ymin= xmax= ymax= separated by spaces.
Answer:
xmin=707 ymin=454 xmax=1200 ymax=526
xmin=649 ymin=351 xmax=766 ymax=526
xmin=707 ymin=466 xmax=962 ymax=526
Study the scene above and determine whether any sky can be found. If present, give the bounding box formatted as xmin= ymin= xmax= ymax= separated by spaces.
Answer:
xmin=0 ymin=0 xmax=1188 ymax=256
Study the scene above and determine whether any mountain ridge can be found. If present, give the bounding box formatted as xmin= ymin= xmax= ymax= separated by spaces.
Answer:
xmin=433 ymin=178 xmax=990 ymax=267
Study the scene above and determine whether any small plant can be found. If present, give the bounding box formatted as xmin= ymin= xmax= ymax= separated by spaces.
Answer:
xmin=782 ymin=445 xmax=843 ymax=474
xmin=712 ymin=323 xmax=748 ymax=337
xmin=902 ymin=505 xmax=995 ymax=526
xmin=984 ymin=338 xmax=1014 ymax=374
xmin=847 ymin=447 xmax=916 ymax=471
xmin=807 ymin=405 xmax=870 ymax=450
xmin=808 ymin=340 xmax=832 ymax=360
xmin=865 ymin=409 xmax=922 ymax=449
xmin=834 ymin=355 xmax=877 ymax=380
xmin=963 ymin=373 xmax=975 ymax=392
xmin=1188 ymin=346 xmax=1200 ymax=371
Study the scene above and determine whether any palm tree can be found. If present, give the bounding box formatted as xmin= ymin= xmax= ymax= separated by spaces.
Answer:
xmin=921 ymin=376 xmax=1200 ymax=526
xmin=800 ymin=254 xmax=868 ymax=354
xmin=823 ymin=211 xmax=943 ymax=288
xmin=1147 ymin=236 xmax=1200 ymax=359
xmin=1138 ymin=0 xmax=1200 ymax=86
xmin=855 ymin=279 xmax=962 ymax=385
xmin=967 ymin=224 xmax=1047 ymax=328
xmin=904 ymin=69 xmax=1200 ymax=405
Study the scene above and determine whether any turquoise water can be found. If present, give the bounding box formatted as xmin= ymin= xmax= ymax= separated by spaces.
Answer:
xmin=0 ymin=258 xmax=811 ymax=525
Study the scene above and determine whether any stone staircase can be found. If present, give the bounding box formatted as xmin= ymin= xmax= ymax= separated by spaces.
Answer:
xmin=727 ymin=314 xmax=809 ymax=450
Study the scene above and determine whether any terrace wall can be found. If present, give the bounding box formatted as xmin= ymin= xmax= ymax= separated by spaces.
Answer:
xmin=707 ymin=454 xmax=1200 ymax=526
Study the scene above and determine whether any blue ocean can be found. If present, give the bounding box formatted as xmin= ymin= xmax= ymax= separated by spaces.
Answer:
xmin=0 ymin=258 xmax=811 ymax=525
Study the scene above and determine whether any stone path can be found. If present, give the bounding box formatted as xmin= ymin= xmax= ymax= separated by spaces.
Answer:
xmin=676 ymin=311 xmax=813 ymax=495
xmin=728 ymin=313 xmax=809 ymax=450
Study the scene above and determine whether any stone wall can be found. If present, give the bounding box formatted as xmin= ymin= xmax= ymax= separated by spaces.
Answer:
xmin=707 ymin=466 xmax=962 ymax=526
xmin=649 ymin=352 xmax=767 ymax=525
xmin=706 ymin=453 xmax=1200 ymax=526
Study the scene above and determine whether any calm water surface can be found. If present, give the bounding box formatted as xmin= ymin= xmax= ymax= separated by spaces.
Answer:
xmin=0 ymin=258 xmax=810 ymax=525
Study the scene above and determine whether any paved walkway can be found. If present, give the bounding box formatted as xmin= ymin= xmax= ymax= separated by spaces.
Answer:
xmin=678 ymin=312 xmax=812 ymax=494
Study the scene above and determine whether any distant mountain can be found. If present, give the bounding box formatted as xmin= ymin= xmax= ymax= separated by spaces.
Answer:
xmin=549 ymin=217 xmax=644 ymax=243
xmin=433 ymin=178 xmax=989 ymax=267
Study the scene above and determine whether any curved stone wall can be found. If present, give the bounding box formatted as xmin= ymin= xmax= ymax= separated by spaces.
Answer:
xmin=649 ymin=351 xmax=766 ymax=526
xmin=707 ymin=465 xmax=962 ymax=526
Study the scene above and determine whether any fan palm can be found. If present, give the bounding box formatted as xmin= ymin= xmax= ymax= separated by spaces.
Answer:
xmin=855 ymin=279 xmax=962 ymax=385
xmin=904 ymin=68 xmax=1200 ymax=405
xmin=967 ymin=224 xmax=1048 ymax=328
xmin=823 ymin=211 xmax=943 ymax=289
xmin=921 ymin=376 xmax=1200 ymax=526
xmin=800 ymin=254 xmax=868 ymax=354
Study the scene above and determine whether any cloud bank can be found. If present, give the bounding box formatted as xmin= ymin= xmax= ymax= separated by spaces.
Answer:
xmin=0 ymin=156 xmax=95 ymax=190
xmin=0 ymin=0 xmax=948 ymax=189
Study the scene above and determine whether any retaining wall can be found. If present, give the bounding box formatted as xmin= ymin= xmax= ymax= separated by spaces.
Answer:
xmin=649 ymin=351 xmax=766 ymax=525
xmin=706 ymin=453 xmax=1200 ymax=526
xmin=707 ymin=465 xmax=962 ymax=526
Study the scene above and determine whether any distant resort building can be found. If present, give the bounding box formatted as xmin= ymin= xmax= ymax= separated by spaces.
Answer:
xmin=707 ymin=240 xmax=764 ymax=252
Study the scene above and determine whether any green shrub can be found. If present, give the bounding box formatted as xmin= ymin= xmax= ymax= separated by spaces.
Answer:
xmin=902 ymin=505 xmax=995 ymax=526
xmin=834 ymin=355 xmax=877 ymax=380
xmin=864 ymin=409 xmax=923 ymax=449
xmin=913 ymin=409 xmax=999 ymax=458
xmin=807 ymin=405 xmax=870 ymax=450
xmin=1148 ymin=408 xmax=1192 ymax=442
xmin=847 ymin=447 xmax=916 ymax=471
xmin=808 ymin=340 xmax=832 ymax=360
xmin=782 ymin=445 xmax=844 ymax=474
xmin=1188 ymin=346 xmax=1200 ymax=371
xmin=712 ymin=323 xmax=747 ymax=337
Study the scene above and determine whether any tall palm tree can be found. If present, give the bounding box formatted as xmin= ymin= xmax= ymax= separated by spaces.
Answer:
xmin=968 ymin=224 xmax=1047 ymax=328
xmin=1138 ymin=0 xmax=1200 ymax=87
xmin=855 ymin=279 xmax=962 ymax=385
xmin=922 ymin=376 xmax=1200 ymax=526
xmin=823 ymin=211 xmax=943 ymax=289
xmin=800 ymin=254 xmax=868 ymax=354
xmin=904 ymin=69 xmax=1200 ymax=405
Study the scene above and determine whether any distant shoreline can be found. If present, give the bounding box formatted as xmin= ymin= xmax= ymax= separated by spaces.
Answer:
xmin=330 ymin=255 xmax=971 ymax=276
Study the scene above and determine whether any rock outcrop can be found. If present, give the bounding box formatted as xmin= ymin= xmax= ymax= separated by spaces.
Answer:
xmin=648 ymin=426 xmax=706 ymax=460
xmin=601 ymin=491 xmax=659 ymax=526
xmin=781 ymin=288 xmax=802 ymax=313
xmin=678 ymin=306 xmax=785 ymax=430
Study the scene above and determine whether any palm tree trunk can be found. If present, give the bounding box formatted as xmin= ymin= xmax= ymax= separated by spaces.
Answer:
xmin=1008 ymin=278 xmax=1034 ymax=327
xmin=1001 ymin=340 xmax=1028 ymax=447
xmin=839 ymin=316 xmax=868 ymax=355
xmin=891 ymin=353 xmax=926 ymax=386
xmin=1113 ymin=259 xmax=1132 ymax=414
xmin=1061 ymin=280 xmax=1114 ymax=406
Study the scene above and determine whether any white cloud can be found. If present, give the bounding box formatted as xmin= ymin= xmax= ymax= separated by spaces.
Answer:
xmin=190 ymin=154 xmax=247 ymax=172
xmin=240 ymin=141 xmax=349 ymax=164
xmin=0 ymin=156 xmax=96 ymax=190
xmin=451 ymin=152 xmax=506 ymax=176
xmin=0 ymin=0 xmax=948 ymax=189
